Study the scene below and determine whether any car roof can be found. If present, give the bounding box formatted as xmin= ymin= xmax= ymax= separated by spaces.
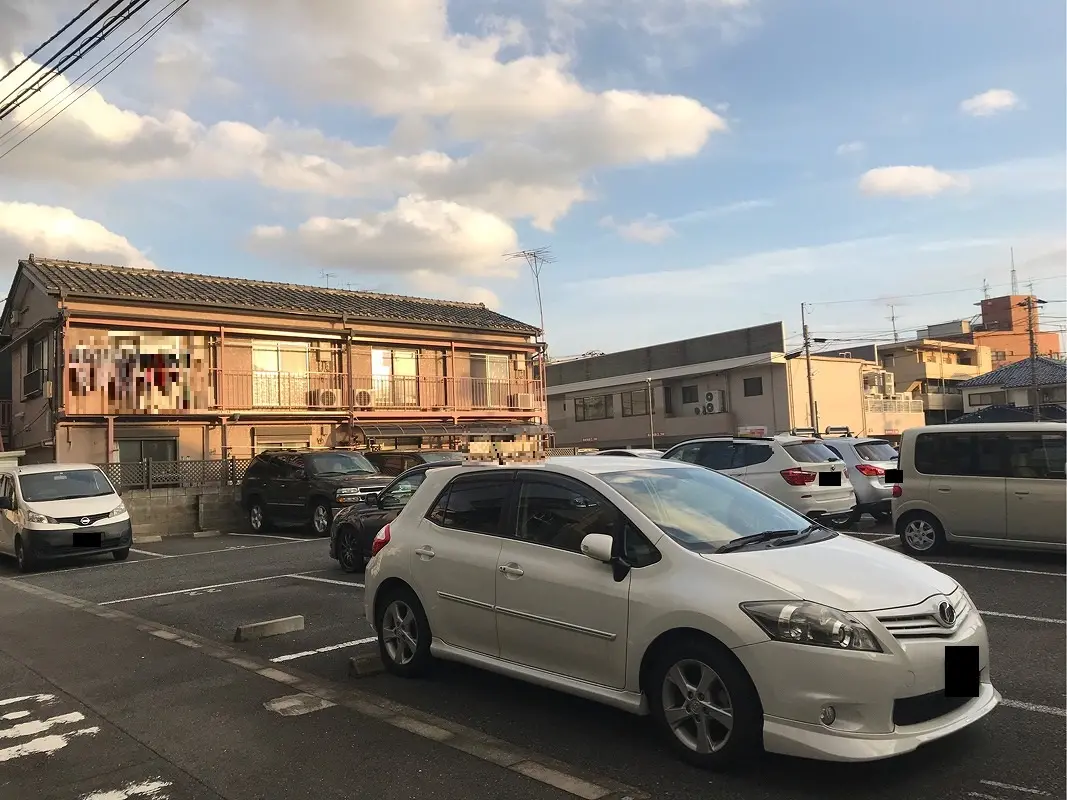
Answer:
xmin=823 ymin=437 xmax=892 ymax=445
xmin=669 ymin=434 xmax=814 ymax=446
xmin=257 ymin=449 xmax=368 ymax=456
xmin=435 ymin=456 xmax=697 ymax=478
xmin=6 ymin=463 xmax=105 ymax=475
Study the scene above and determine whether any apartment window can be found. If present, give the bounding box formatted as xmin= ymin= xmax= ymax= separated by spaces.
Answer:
xmin=968 ymin=391 xmax=1006 ymax=407
xmin=621 ymin=389 xmax=653 ymax=417
xmin=372 ymin=348 xmax=421 ymax=407
xmin=574 ymin=394 xmax=613 ymax=421
xmin=1040 ymin=385 xmax=1067 ymax=403
xmin=253 ymin=342 xmax=309 ymax=407
xmin=681 ymin=385 xmax=699 ymax=404
xmin=23 ymin=335 xmax=48 ymax=398
xmin=743 ymin=377 xmax=763 ymax=397
xmin=663 ymin=387 xmax=673 ymax=414
xmin=992 ymin=351 xmax=1006 ymax=362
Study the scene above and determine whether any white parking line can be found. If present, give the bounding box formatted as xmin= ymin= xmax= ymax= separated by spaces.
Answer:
xmin=980 ymin=779 xmax=1051 ymax=795
xmin=227 ymin=533 xmax=309 ymax=542
xmin=285 ymin=574 xmax=364 ymax=589
xmin=129 ymin=548 xmax=169 ymax=558
xmin=270 ymin=636 xmax=378 ymax=663
xmin=98 ymin=574 xmax=298 ymax=604
xmin=926 ymin=561 xmax=1065 ymax=578
xmin=1000 ymin=699 xmax=1066 ymax=717
xmin=980 ymin=610 xmax=1065 ymax=625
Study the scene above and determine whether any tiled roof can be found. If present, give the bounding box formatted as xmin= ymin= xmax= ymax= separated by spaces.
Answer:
xmin=17 ymin=258 xmax=540 ymax=334
xmin=957 ymin=356 xmax=1067 ymax=389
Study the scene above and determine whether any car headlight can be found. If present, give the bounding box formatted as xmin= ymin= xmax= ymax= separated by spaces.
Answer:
xmin=26 ymin=510 xmax=56 ymax=524
xmin=335 ymin=487 xmax=360 ymax=497
xmin=108 ymin=502 xmax=127 ymax=518
xmin=741 ymin=600 xmax=883 ymax=652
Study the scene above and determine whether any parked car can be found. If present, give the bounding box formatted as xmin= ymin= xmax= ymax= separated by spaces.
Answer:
xmin=363 ymin=450 xmax=463 ymax=477
xmin=329 ymin=459 xmax=462 ymax=572
xmin=0 ymin=463 xmax=132 ymax=572
xmin=591 ymin=449 xmax=663 ymax=459
xmin=240 ymin=449 xmax=390 ymax=535
xmin=364 ymin=456 xmax=998 ymax=769
xmin=892 ymin=422 xmax=1066 ymax=556
xmin=822 ymin=437 xmax=899 ymax=522
xmin=662 ymin=435 xmax=856 ymax=527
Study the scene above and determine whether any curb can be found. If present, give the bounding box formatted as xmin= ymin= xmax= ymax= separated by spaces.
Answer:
xmin=134 ymin=530 xmax=225 ymax=543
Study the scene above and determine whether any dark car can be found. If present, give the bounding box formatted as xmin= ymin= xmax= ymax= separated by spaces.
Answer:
xmin=240 ymin=450 xmax=391 ymax=536
xmin=362 ymin=450 xmax=462 ymax=477
xmin=329 ymin=459 xmax=462 ymax=572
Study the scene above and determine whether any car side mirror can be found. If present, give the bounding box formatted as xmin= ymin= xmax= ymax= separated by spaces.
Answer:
xmin=580 ymin=533 xmax=614 ymax=563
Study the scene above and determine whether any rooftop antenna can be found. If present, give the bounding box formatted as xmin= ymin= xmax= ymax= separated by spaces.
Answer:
xmin=505 ymin=246 xmax=555 ymax=347
xmin=982 ymin=279 xmax=991 ymax=299
xmin=887 ymin=303 xmax=899 ymax=342
xmin=1010 ymin=247 xmax=1018 ymax=295
xmin=320 ymin=270 xmax=337 ymax=289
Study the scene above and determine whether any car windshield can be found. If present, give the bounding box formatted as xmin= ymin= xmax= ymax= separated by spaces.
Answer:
xmin=418 ymin=452 xmax=458 ymax=463
xmin=783 ymin=441 xmax=839 ymax=463
xmin=855 ymin=441 xmax=899 ymax=461
xmin=18 ymin=469 xmax=116 ymax=502
xmin=599 ymin=465 xmax=819 ymax=553
xmin=306 ymin=452 xmax=377 ymax=475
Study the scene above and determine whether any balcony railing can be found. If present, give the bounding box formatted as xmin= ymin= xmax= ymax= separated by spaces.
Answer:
xmin=865 ymin=398 xmax=925 ymax=414
xmin=66 ymin=370 xmax=544 ymax=415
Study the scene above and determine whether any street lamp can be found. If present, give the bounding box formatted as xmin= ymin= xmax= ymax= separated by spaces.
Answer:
xmin=646 ymin=378 xmax=655 ymax=449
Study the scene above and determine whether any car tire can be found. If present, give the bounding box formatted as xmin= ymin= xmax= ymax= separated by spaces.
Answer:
xmin=873 ymin=510 xmax=892 ymax=523
xmin=113 ymin=548 xmax=130 ymax=562
xmin=247 ymin=498 xmax=272 ymax=533
xmin=825 ymin=511 xmax=856 ymax=529
xmin=308 ymin=501 xmax=332 ymax=537
xmin=897 ymin=511 xmax=946 ymax=556
xmin=375 ymin=585 xmax=433 ymax=679
xmin=14 ymin=535 xmax=35 ymax=574
xmin=647 ymin=636 xmax=763 ymax=771
xmin=337 ymin=527 xmax=365 ymax=573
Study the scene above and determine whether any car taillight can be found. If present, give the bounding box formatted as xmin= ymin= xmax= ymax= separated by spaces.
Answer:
xmin=854 ymin=463 xmax=884 ymax=477
xmin=891 ymin=485 xmax=902 ymax=498
xmin=780 ymin=468 xmax=817 ymax=486
xmin=371 ymin=524 xmax=391 ymax=557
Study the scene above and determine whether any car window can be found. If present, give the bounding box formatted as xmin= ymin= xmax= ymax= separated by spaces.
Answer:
xmin=783 ymin=441 xmax=839 ymax=463
xmin=824 ymin=444 xmax=844 ymax=459
xmin=306 ymin=451 xmax=376 ymax=476
xmin=427 ymin=473 xmax=513 ymax=535
xmin=1004 ymin=432 xmax=1066 ymax=480
xmin=854 ymin=441 xmax=898 ymax=461
xmin=622 ymin=521 xmax=661 ymax=567
xmin=666 ymin=443 xmax=703 ymax=463
xmin=914 ymin=432 xmax=1007 ymax=478
xmin=600 ymin=465 xmax=818 ymax=553
xmin=0 ymin=475 xmax=12 ymax=504
xmin=734 ymin=443 xmax=773 ymax=468
xmin=514 ymin=477 xmax=621 ymax=554
xmin=698 ymin=441 xmax=735 ymax=470
xmin=379 ymin=472 xmax=428 ymax=508
xmin=17 ymin=469 xmax=116 ymax=502
xmin=245 ymin=456 xmax=273 ymax=479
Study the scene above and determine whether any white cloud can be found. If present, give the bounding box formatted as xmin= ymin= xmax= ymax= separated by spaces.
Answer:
xmin=858 ymin=166 xmax=968 ymax=197
xmin=247 ymin=195 xmax=519 ymax=278
xmin=600 ymin=215 xmax=675 ymax=243
xmin=0 ymin=202 xmax=155 ymax=273
xmin=960 ymin=88 xmax=1021 ymax=117
xmin=836 ymin=141 xmax=865 ymax=156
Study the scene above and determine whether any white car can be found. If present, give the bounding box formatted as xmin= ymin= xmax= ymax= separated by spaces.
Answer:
xmin=662 ymin=435 xmax=857 ymax=527
xmin=590 ymin=449 xmax=663 ymax=459
xmin=363 ymin=456 xmax=998 ymax=769
xmin=822 ymin=437 xmax=899 ymax=522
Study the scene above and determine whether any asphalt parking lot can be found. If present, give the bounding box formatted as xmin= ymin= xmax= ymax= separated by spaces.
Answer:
xmin=0 ymin=526 xmax=1063 ymax=800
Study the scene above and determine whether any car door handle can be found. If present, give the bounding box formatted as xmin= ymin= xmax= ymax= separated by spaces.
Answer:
xmin=1014 ymin=490 xmax=1030 ymax=496
xmin=414 ymin=546 xmax=435 ymax=559
xmin=936 ymin=487 xmax=951 ymax=493
xmin=498 ymin=563 xmax=524 ymax=577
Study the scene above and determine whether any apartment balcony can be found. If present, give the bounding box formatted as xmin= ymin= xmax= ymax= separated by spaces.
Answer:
xmin=920 ymin=392 xmax=964 ymax=412
xmin=864 ymin=398 xmax=926 ymax=414
xmin=65 ymin=370 xmax=544 ymax=416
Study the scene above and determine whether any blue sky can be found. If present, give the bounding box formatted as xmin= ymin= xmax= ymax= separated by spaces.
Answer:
xmin=0 ymin=0 xmax=1064 ymax=356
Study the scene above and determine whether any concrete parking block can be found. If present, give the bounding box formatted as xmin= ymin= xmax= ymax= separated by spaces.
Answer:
xmin=348 ymin=653 xmax=385 ymax=678
xmin=234 ymin=615 xmax=305 ymax=642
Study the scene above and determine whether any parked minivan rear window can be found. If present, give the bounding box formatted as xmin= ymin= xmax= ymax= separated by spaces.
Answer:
xmin=18 ymin=469 xmax=116 ymax=502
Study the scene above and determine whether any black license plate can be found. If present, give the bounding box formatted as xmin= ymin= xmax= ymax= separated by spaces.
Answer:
xmin=819 ymin=471 xmax=842 ymax=486
xmin=73 ymin=531 xmax=102 ymax=548
xmin=945 ymin=645 xmax=980 ymax=698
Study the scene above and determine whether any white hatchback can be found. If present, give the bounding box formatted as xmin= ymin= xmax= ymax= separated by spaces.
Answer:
xmin=363 ymin=457 xmax=998 ymax=769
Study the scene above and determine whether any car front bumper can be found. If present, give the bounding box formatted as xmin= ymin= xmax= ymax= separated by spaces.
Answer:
xmin=732 ymin=588 xmax=996 ymax=762
xmin=23 ymin=520 xmax=133 ymax=560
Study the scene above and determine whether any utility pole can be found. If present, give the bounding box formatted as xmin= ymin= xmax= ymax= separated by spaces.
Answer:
xmin=888 ymin=304 xmax=899 ymax=342
xmin=1010 ymin=248 xmax=1018 ymax=294
xmin=646 ymin=378 xmax=655 ymax=449
xmin=1017 ymin=288 xmax=1047 ymax=420
xmin=801 ymin=303 xmax=817 ymax=430
xmin=982 ymin=279 xmax=990 ymax=300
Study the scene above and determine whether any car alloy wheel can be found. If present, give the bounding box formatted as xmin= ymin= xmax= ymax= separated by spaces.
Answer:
xmin=311 ymin=504 xmax=331 ymax=536
xmin=903 ymin=518 xmax=938 ymax=552
xmin=382 ymin=599 xmax=419 ymax=667
xmin=661 ymin=659 xmax=734 ymax=755
xmin=338 ymin=529 xmax=364 ymax=573
xmin=249 ymin=503 xmax=264 ymax=531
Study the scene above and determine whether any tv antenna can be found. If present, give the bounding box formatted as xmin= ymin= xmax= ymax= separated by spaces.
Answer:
xmin=320 ymin=270 xmax=337 ymax=289
xmin=505 ymin=247 xmax=555 ymax=342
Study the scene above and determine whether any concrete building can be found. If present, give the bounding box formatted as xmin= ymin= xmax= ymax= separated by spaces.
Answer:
xmin=0 ymin=257 xmax=548 ymax=468
xmin=957 ymin=357 xmax=1067 ymax=414
xmin=546 ymin=323 xmax=924 ymax=449
xmin=834 ymin=339 xmax=993 ymax=424
xmin=915 ymin=294 xmax=1061 ymax=370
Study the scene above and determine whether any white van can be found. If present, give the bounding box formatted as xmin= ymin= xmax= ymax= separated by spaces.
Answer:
xmin=892 ymin=422 xmax=1066 ymax=556
xmin=0 ymin=463 xmax=132 ymax=572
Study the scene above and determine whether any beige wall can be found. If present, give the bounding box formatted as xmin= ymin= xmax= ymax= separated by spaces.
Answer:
xmin=879 ymin=341 xmax=992 ymax=389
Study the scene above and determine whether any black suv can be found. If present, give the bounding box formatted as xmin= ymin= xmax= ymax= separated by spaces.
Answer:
xmin=240 ymin=450 xmax=390 ymax=536
xmin=362 ymin=450 xmax=461 ymax=477
xmin=329 ymin=459 xmax=462 ymax=572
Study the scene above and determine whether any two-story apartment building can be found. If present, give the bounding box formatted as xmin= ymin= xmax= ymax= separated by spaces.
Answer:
xmin=546 ymin=323 xmax=924 ymax=449
xmin=957 ymin=357 xmax=1067 ymax=415
xmin=0 ymin=257 xmax=547 ymax=465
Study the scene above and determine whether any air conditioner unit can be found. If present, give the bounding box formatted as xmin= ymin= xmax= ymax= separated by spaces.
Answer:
xmin=706 ymin=390 xmax=726 ymax=414
xmin=354 ymin=390 xmax=374 ymax=408
xmin=511 ymin=393 xmax=535 ymax=410
xmin=319 ymin=389 xmax=340 ymax=407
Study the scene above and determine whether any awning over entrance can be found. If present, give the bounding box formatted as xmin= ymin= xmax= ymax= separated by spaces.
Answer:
xmin=345 ymin=421 xmax=553 ymax=439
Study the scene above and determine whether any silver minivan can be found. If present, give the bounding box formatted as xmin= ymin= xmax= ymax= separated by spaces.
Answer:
xmin=892 ymin=422 xmax=1066 ymax=556
xmin=0 ymin=463 xmax=132 ymax=572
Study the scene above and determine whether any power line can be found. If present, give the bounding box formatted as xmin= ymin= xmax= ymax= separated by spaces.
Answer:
xmin=807 ymin=274 xmax=1063 ymax=307
xmin=0 ymin=0 xmax=104 ymax=84
xmin=0 ymin=0 xmax=190 ymax=161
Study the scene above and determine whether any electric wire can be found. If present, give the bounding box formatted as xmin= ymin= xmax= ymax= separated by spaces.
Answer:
xmin=0 ymin=0 xmax=104 ymax=84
